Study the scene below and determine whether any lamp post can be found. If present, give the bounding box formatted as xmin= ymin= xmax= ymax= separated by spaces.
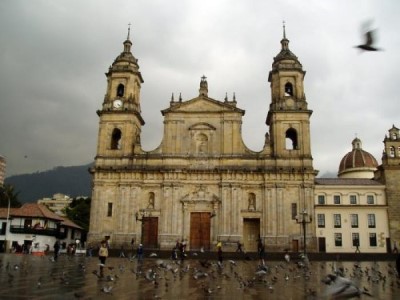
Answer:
xmin=295 ymin=209 xmax=312 ymax=256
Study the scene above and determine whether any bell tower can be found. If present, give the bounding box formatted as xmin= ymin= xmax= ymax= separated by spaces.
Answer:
xmin=375 ymin=125 xmax=400 ymax=244
xmin=95 ymin=26 xmax=145 ymax=159
xmin=266 ymin=24 xmax=313 ymax=168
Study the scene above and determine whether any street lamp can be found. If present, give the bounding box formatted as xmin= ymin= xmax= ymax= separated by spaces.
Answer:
xmin=295 ymin=209 xmax=312 ymax=256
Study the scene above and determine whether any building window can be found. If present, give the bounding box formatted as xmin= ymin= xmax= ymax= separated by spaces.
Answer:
xmin=367 ymin=214 xmax=376 ymax=228
xmin=334 ymin=233 xmax=342 ymax=247
xmin=389 ymin=146 xmax=395 ymax=157
xmin=367 ymin=195 xmax=375 ymax=205
xmin=334 ymin=214 xmax=341 ymax=228
xmin=285 ymin=128 xmax=298 ymax=150
xmin=350 ymin=214 xmax=359 ymax=228
xmin=24 ymin=219 xmax=32 ymax=228
xmin=369 ymin=233 xmax=377 ymax=246
xmin=352 ymin=233 xmax=360 ymax=247
xmin=111 ymin=128 xmax=122 ymax=150
xmin=317 ymin=214 xmax=325 ymax=228
xmin=291 ymin=203 xmax=297 ymax=220
xmin=334 ymin=195 xmax=341 ymax=204
xmin=117 ymin=84 xmax=125 ymax=97
xmin=107 ymin=203 xmax=113 ymax=217
xmin=284 ymin=82 xmax=294 ymax=96
xmin=350 ymin=195 xmax=357 ymax=205
xmin=318 ymin=195 xmax=326 ymax=205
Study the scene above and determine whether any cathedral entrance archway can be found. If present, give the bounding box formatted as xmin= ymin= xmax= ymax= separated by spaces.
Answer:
xmin=190 ymin=212 xmax=211 ymax=250
xmin=243 ymin=218 xmax=260 ymax=252
xmin=142 ymin=217 xmax=158 ymax=249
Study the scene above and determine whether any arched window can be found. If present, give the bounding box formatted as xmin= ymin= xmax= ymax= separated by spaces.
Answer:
xmin=389 ymin=146 xmax=395 ymax=157
xmin=391 ymin=132 xmax=397 ymax=140
xmin=111 ymin=128 xmax=122 ymax=150
xmin=284 ymin=82 xmax=294 ymax=96
xmin=285 ymin=128 xmax=298 ymax=150
xmin=117 ymin=84 xmax=125 ymax=97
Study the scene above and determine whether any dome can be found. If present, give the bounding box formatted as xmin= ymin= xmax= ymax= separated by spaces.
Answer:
xmin=338 ymin=138 xmax=378 ymax=178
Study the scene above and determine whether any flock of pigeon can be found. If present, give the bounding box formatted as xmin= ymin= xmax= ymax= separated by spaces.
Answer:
xmin=1 ymin=251 xmax=399 ymax=299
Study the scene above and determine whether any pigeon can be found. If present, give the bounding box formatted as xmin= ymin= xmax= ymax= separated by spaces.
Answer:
xmin=322 ymin=274 xmax=373 ymax=298
xmin=355 ymin=30 xmax=381 ymax=51
xmin=101 ymin=285 xmax=114 ymax=294
xmin=354 ymin=20 xmax=382 ymax=52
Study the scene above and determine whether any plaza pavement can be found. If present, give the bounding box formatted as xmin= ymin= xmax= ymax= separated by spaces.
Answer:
xmin=0 ymin=251 xmax=399 ymax=299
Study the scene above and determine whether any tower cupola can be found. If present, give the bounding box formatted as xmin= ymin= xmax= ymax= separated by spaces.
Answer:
xmin=199 ymin=75 xmax=208 ymax=97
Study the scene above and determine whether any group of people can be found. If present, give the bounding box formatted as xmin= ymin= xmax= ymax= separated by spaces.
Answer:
xmin=172 ymin=239 xmax=187 ymax=261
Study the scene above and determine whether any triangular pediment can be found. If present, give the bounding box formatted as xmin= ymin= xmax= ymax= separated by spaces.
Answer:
xmin=162 ymin=96 xmax=244 ymax=115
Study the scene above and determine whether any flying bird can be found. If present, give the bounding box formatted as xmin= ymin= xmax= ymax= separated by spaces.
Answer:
xmin=355 ymin=20 xmax=382 ymax=51
xmin=322 ymin=274 xmax=373 ymax=298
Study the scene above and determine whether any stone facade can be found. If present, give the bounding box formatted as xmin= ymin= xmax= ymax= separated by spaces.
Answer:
xmin=375 ymin=125 xmax=400 ymax=247
xmin=88 ymin=29 xmax=399 ymax=253
xmin=88 ymin=29 xmax=317 ymax=252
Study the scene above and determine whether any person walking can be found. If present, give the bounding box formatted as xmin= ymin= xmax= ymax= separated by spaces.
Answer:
xmin=53 ymin=240 xmax=60 ymax=261
xmin=98 ymin=240 xmax=109 ymax=277
xmin=217 ymin=241 xmax=223 ymax=266
xmin=355 ymin=241 xmax=361 ymax=253
xmin=257 ymin=239 xmax=265 ymax=266
xmin=236 ymin=241 xmax=243 ymax=253
xmin=119 ymin=245 xmax=126 ymax=258
xmin=137 ymin=244 xmax=144 ymax=265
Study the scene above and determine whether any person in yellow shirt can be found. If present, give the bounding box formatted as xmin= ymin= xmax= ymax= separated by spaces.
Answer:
xmin=216 ymin=241 xmax=223 ymax=265
xmin=98 ymin=240 xmax=109 ymax=276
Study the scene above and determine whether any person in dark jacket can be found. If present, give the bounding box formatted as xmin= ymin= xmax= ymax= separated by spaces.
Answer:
xmin=53 ymin=240 xmax=60 ymax=261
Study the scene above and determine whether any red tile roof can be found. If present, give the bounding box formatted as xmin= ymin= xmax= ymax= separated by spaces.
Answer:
xmin=60 ymin=217 xmax=82 ymax=229
xmin=0 ymin=203 xmax=82 ymax=229
xmin=10 ymin=203 xmax=64 ymax=220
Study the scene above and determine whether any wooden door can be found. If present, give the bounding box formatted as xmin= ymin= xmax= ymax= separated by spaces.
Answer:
xmin=318 ymin=237 xmax=326 ymax=253
xmin=142 ymin=217 xmax=158 ymax=249
xmin=243 ymin=218 xmax=260 ymax=252
xmin=190 ymin=212 xmax=211 ymax=250
xmin=292 ymin=239 xmax=299 ymax=252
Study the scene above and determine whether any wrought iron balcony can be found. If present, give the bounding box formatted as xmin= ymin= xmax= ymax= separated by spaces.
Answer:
xmin=10 ymin=225 xmax=58 ymax=237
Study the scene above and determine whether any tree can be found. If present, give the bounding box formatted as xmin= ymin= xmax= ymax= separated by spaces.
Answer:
xmin=0 ymin=184 xmax=22 ymax=208
xmin=64 ymin=197 xmax=91 ymax=232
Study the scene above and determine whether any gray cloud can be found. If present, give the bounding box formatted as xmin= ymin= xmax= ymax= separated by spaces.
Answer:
xmin=0 ymin=0 xmax=399 ymax=177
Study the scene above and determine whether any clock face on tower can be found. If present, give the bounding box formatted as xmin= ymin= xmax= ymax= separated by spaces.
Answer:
xmin=113 ymin=99 xmax=123 ymax=108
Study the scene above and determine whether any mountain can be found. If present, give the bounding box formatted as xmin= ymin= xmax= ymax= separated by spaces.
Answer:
xmin=4 ymin=163 xmax=93 ymax=203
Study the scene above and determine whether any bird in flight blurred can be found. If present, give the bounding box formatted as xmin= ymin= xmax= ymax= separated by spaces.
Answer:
xmin=355 ymin=20 xmax=382 ymax=51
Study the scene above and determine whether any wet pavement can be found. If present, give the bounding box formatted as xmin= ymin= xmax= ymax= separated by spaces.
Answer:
xmin=0 ymin=252 xmax=400 ymax=299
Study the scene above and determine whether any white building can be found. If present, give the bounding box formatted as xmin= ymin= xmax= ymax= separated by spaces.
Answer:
xmin=314 ymin=138 xmax=389 ymax=253
xmin=0 ymin=203 xmax=83 ymax=253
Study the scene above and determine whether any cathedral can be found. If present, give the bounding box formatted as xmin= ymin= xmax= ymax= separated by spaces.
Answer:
xmin=88 ymin=27 xmax=400 ymax=253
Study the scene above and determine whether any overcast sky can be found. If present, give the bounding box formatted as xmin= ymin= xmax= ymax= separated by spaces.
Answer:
xmin=0 ymin=0 xmax=399 ymax=178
